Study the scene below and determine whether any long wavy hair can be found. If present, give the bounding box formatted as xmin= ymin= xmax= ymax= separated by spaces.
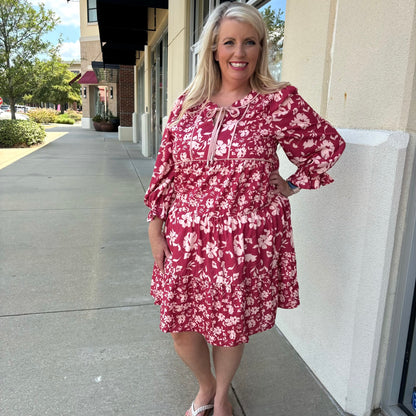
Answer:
xmin=178 ymin=1 xmax=289 ymax=118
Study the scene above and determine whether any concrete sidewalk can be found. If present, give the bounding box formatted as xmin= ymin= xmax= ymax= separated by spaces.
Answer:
xmin=0 ymin=125 xmax=346 ymax=416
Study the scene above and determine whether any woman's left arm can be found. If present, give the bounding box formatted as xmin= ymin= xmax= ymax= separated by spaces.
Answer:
xmin=270 ymin=90 xmax=346 ymax=191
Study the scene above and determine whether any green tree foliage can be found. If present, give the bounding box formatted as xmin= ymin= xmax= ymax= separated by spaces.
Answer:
xmin=28 ymin=54 xmax=81 ymax=112
xmin=0 ymin=0 xmax=59 ymax=119
xmin=261 ymin=6 xmax=285 ymax=79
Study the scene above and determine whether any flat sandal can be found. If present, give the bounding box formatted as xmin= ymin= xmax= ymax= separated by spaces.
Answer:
xmin=185 ymin=401 xmax=214 ymax=416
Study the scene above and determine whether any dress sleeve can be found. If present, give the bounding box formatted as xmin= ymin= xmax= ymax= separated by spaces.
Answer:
xmin=143 ymin=96 xmax=184 ymax=221
xmin=270 ymin=86 xmax=346 ymax=189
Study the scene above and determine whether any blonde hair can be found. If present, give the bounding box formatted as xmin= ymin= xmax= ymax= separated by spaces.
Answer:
xmin=179 ymin=1 xmax=289 ymax=118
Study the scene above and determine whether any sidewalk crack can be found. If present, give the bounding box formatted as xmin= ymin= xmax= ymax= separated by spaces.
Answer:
xmin=0 ymin=302 xmax=155 ymax=319
xmin=231 ymin=384 xmax=247 ymax=416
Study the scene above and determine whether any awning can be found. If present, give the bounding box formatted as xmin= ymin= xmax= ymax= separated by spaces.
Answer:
xmin=78 ymin=71 xmax=98 ymax=84
xmin=102 ymin=42 xmax=140 ymax=66
xmin=96 ymin=0 xmax=168 ymax=66
xmin=68 ymin=73 xmax=81 ymax=86
xmin=92 ymin=61 xmax=119 ymax=83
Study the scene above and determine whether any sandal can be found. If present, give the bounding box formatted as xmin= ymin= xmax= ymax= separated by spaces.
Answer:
xmin=185 ymin=401 xmax=214 ymax=416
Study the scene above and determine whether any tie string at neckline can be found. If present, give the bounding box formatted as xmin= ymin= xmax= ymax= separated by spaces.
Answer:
xmin=206 ymin=106 xmax=241 ymax=165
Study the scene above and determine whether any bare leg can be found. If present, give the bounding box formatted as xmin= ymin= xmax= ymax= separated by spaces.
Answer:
xmin=172 ymin=332 xmax=216 ymax=410
xmin=212 ymin=344 xmax=244 ymax=416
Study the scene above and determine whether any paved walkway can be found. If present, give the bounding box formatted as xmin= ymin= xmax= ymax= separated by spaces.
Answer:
xmin=0 ymin=125 xmax=346 ymax=416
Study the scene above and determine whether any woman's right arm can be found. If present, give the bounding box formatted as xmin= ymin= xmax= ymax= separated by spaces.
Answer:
xmin=144 ymin=95 xmax=186 ymax=272
xmin=144 ymin=94 xmax=185 ymax=221
xmin=148 ymin=217 xmax=171 ymax=274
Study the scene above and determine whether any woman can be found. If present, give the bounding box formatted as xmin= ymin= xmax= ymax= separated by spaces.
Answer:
xmin=144 ymin=2 xmax=345 ymax=415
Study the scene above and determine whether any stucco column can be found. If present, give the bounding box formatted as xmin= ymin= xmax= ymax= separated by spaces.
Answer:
xmin=167 ymin=0 xmax=189 ymax=109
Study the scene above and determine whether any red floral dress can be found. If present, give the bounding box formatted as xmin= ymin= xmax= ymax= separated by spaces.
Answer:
xmin=144 ymin=85 xmax=345 ymax=347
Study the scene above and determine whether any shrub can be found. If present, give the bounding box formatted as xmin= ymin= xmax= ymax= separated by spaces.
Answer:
xmin=64 ymin=109 xmax=82 ymax=121
xmin=54 ymin=114 xmax=75 ymax=124
xmin=0 ymin=120 xmax=46 ymax=148
xmin=28 ymin=108 xmax=58 ymax=124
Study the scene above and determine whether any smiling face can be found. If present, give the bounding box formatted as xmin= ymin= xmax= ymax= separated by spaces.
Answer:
xmin=214 ymin=18 xmax=261 ymax=91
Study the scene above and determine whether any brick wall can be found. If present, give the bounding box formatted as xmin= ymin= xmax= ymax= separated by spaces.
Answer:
xmin=118 ymin=65 xmax=135 ymax=127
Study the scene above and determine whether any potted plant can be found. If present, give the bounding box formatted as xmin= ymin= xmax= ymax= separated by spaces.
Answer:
xmin=92 ymin=113 xmax=119 ymax=132
xmin=92 ymin=114 xmax=104 ymax=131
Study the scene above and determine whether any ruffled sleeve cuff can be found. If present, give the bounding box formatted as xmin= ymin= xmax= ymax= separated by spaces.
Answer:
xmin=146 ymin=202 xmax=170 ymax=222
xmin=287 ymin=171 xmax=334 ymax=190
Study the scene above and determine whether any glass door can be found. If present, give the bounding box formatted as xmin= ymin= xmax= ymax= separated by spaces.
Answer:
xmin=137 ymin=62 xmax=145 ymax=137
xmin=151 ymin=31 xmax=168 ymax=154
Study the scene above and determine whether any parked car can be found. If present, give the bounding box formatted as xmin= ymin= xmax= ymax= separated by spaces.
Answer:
xmin=0 ymin=104 xmax=10 ymax=112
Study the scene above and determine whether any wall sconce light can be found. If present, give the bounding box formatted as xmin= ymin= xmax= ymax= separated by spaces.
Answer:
xmin=83 ymin=87 xmax=87 ymax=98
xmin=110 ymin=86 xmax=113 ymax=99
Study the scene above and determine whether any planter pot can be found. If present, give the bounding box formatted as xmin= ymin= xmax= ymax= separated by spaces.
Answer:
xmin=93 ymin=121 xmax=118 ymax=132
xmin=100 ymin=122 xmax=116 ymax=132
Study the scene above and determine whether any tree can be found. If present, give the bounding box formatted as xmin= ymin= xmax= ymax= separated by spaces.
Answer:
xmin=28 ymin=54 xmax=81 ymax=112
xmin=0 ymin=0 xmax=59 ymax=119
xmin=262 ymin=6 xmax=285 ymax=80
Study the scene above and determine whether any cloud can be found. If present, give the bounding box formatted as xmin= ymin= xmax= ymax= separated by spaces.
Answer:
xmin=60 ymin=40 xmax=81 ymax=61
xmin=28 ymin=0 xmax=80 ymax=27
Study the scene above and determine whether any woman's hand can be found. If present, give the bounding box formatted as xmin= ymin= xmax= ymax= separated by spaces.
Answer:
xmin=148 ymin=217 xmax=171 ymax=274
xmin=269 ymin=170 xmax=297 ymax=197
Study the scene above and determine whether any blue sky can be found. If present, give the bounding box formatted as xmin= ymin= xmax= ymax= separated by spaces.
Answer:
xmin=264 ymin=0 xmax=286 ymax=17
xmin=29 ymin=0 xmax=81 ymax=62
xmin=29 ymin=0 xmax=286 ymax=62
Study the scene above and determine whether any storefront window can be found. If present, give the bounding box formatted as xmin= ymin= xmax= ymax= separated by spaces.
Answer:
xmin=94 ymin=86 xmax=108 ymax=117
xmin=151 ymin=32 xmax=168 ymax=152
xmin=137 ymin=63 xmax=145 ymax=139
xmin=189 ymin=0 xmax=220 ymax=80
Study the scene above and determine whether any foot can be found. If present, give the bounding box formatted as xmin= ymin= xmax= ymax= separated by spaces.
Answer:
xmin=185 ymin=401 xmax=214 ymax=416
xmin=195 ymin=379 xmax=216 ymax=408
xmin=212 ymin=397 xmax=233 ymax=416
xmin=186 ymin=382 xmax=216 ymax=416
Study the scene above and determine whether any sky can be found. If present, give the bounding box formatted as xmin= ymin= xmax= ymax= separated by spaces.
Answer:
xmin=28 ymin=0 xmax=81 ymax=62
xmin=265 ymin=0 xmax=286 ymax=17
xmin=27 ymin=0 xmax=287 ymax=63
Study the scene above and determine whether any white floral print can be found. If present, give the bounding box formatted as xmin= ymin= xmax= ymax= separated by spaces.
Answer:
xmin=144 ymin=85 xmax=345 ymax=347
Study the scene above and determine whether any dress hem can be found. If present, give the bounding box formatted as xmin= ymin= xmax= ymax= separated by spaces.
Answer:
xmin=152 ymin=296 xmax=300 ymax=347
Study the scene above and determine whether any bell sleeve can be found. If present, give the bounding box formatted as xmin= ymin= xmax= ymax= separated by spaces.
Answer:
xmin=144 ymin=96 xmax=184 ymax=221
xmin=270 ymin=86 xmax=346 ymax=189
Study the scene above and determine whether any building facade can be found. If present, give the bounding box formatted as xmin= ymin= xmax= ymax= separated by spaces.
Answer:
xmin=78 ymin=0 xmax=119 ymax=130
xmin=87 ymin=1 xmax=416 ymax=415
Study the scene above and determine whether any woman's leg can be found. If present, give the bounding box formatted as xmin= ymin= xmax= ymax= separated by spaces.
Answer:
xmin=212 ymin=344 xmax=244 ymax=416
xmin=172 ymin=332 xmax=216 ymax=408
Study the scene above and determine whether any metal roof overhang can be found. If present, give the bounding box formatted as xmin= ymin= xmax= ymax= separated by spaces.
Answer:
xmin=97 ymin=0 xmax=168 ymax=66
xmin=92 ymin=61 xmax=120 ymax=83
